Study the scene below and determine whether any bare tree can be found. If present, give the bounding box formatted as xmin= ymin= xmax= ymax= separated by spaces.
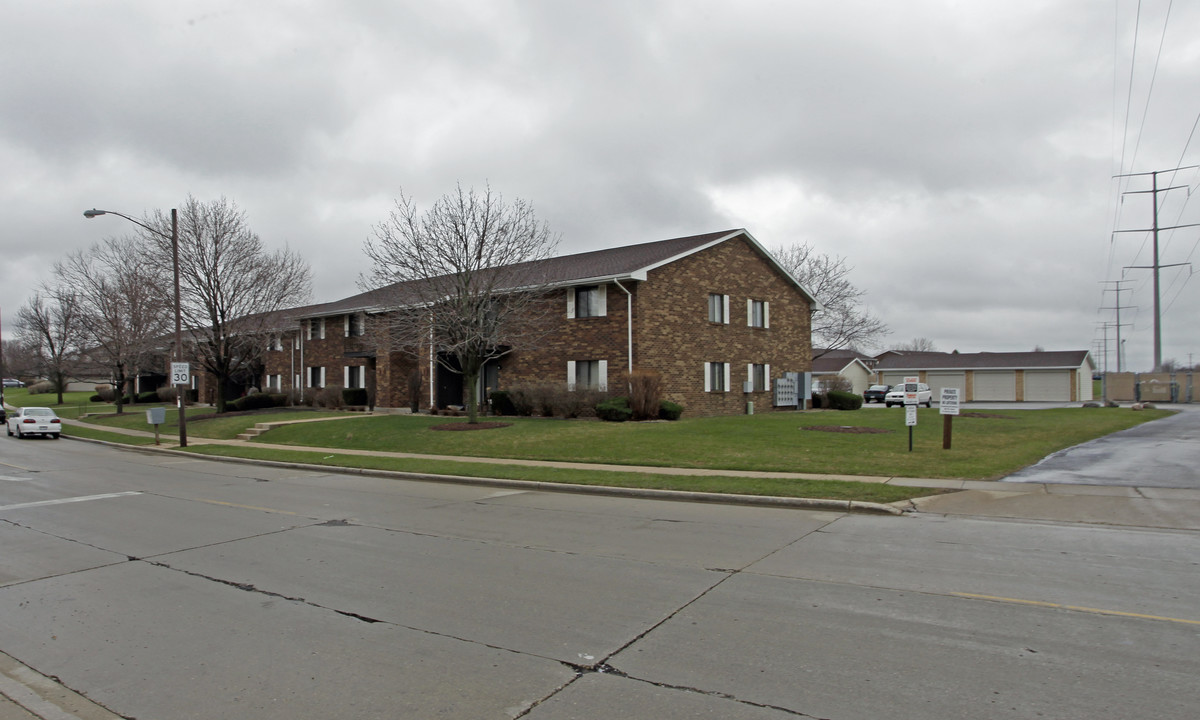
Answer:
xmin=893 ymin=337 xmax=939 ymax=352
xmin=16 ymin=289 xmax=86 ymax=404
xmin=145 ymin=196 xmax=312 ymax=413
xmin=55 ymin=237 xmax=173 ymax=414
xmin=362 ymin=184 xmax=559 ymax=423
xmin=773 ymin=243 xmax=888 ymax=358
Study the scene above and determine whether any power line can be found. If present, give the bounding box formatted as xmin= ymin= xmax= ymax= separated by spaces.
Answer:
xmin=1114 ymin=166 xmax=1200 ymax=369
xmin=1099 ymin=280 xmax=1135 ymax=372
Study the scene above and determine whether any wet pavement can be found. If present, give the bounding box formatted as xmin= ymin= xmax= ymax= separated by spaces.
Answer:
xmin=1001 ymin=404 xmax=1200 ymax=488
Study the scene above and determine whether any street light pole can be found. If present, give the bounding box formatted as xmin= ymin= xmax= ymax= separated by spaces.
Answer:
xmin=83 ymin=208 xmax=188 ymax=447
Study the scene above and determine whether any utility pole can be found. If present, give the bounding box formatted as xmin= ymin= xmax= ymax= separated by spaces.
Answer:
xmin=1099 ymin=280 xmax=1134 ymax=372
xmin=1113 ymin=167 xmax=1199 ymax=370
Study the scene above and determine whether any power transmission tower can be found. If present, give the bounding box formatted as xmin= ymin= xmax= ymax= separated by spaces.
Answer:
xmin=1098 ymin=280 xmax=1134 ymax=372
xmin=1113 ymin=167 xmax=1199 ymax=370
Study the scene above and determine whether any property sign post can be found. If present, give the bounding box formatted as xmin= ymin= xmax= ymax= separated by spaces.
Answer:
xmin=939 ymin=388 xmax=960 ymax=449
xmin=903 ymin=376 xmax=919 ymax=451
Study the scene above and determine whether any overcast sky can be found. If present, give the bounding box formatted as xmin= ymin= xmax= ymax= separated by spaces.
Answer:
xmin=3 ymin=1 xmax=1198 ymax=371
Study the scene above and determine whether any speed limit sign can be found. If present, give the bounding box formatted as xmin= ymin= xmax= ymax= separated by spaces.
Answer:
xmin=171 ymin=362 xmax=190 ymax=385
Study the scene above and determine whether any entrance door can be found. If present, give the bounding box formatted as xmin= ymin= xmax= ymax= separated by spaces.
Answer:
xmin=435 ymin=354 xmax=463 ymax=409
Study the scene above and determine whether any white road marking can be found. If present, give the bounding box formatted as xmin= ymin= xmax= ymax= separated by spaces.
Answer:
xmin=0 ymin=476 xmax=30 ymax=481
xmin=0 ymin=491 xmax=142 ymax=512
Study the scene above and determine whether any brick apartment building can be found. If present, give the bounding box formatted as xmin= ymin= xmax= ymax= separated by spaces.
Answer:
xmin=246 ymin=229 xmax=817 ymax=416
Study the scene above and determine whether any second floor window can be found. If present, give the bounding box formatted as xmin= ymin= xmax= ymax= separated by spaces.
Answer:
xmin=708 ymin=293 xmax=729 ymax=323
xmin=748 ymin=299 xmax=769 ymax=328
xmin=569 ymin=285 xmax=606 ymax=318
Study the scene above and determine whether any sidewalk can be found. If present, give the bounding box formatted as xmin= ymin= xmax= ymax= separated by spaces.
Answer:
xmin=56 ymin=416 xmax=1200 ymax=528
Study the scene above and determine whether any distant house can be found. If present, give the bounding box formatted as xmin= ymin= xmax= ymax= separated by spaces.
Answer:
xmin=253 ymin=229 xmax=819 ymax=416
xmin=811 ymin=349 xmax=875 ymax=395
xmin=873 ymin=350 xmax=1096 ymax=402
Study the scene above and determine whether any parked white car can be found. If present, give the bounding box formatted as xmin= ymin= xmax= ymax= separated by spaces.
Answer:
xmin=884 ymin=383 xmax=932 ymax=408
xmin=7 ymin=407 xmax=62 ymax=439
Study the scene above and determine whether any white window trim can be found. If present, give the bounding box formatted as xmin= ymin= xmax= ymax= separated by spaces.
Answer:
xmin=598 ymin=360 xmax=608 ymax=391
xmin=747 ymin=299 xmax=770 ymax=328
xmin=307 ymin=366 xmax=325 ymax=388
xmin=344 ymin=315 xmax=351 ymax=337
xmin=344 ymin=366 xmax=350 ymax=387
xmin=568 ymin=285 xmax=607 ymax=319
xmin=704 ymin=362 xmax=731 ymax=393
xmin=723 ymin=294 xmax=730 ymax=324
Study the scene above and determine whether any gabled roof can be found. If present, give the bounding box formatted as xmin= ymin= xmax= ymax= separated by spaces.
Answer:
xmin=874 ymin=350 xmax=1094 ymax=371
xmin=812 ymin=356 xmax=874 ymax=375
xmin=297 ymin=229 xmax=820 ymax=319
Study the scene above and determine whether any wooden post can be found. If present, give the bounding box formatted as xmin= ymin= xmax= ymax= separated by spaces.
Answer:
xmin=942 ymin=415 xmax=953 ymax=450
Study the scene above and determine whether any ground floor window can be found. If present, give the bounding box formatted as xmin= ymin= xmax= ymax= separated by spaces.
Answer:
xmin=308 ymin=366 xmax=325 ymax=388
xmin=749 ymin=363 xmax=769 ymax=392
xmin=266 ymin=374 xmax=282 ymax=391
xmin=705 ymin=362 xmax=729 ymax=392
xmin=345 ymin=365 xmax=364 ymax=389
xmin=567 ymin=360 xmax=607 ymax=390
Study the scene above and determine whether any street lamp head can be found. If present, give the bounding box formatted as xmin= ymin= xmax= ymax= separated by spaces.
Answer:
xmin=83 ymin=209 xmax=106 ymax=218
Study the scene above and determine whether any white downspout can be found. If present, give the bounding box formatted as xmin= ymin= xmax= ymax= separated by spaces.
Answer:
xmin=613 ymin=279 xmax=634 ymax=384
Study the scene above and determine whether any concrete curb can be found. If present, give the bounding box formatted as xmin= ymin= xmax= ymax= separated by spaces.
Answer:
xmin=62 ymin=434 xmax=907 ymax=516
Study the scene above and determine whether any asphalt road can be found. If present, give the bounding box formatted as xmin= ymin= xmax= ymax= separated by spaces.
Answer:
xmin=2 ymin=438 xmax=1198 ymax=719
xmin=1001 ymin=404 xmax=1200 ymax=487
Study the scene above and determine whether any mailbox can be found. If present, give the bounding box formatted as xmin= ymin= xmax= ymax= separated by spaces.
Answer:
xmin=146 ymin=407 xmax=166 ymax=425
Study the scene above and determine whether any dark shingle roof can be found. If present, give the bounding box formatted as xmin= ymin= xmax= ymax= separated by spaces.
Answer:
xmin=299 ymin=229 xmax=817 ymax=318
xmin=874 ymin=350 xmax=1093 ymax=371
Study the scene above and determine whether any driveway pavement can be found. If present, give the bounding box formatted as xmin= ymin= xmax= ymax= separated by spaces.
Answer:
xmin=1001 ymin=403 xmax=1200 ymax=488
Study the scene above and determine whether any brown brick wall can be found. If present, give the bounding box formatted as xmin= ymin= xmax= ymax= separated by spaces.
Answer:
xmin=635 ymin=237 xmax=812 ymax=416
xmin=264 ymin=236 xmax=813 ymax=417
xmin=500 ymin=284 xmax=634 ymax=388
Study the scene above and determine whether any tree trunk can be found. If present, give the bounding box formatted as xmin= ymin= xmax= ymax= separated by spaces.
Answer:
xmin=114 ymin=364 xmax=126 ymax=414
xmin=461 ymin=355 xmax=482 ymax=424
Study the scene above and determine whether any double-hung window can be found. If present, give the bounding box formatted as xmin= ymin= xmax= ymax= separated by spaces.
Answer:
xmin=567 ymin=360 xmax=608 ymax=391
xmin=568 ymin=285 xmax=606 ymax=318
xmin=345 ymin=313 xmax=365 ymax=337
xmin=704 ymin=362 xmax=730 ymax=393
xmin=344 ymin=366 xmax=363 ymax=389
xmin=748 ymin=299 xmax=769 ymax=328
xmin=708 ymin=293 xmax=729 ymax=324
xmin=309 ymin=318 xmax=325 ymax=340
xmin=308 ymin=366 xmax=325 ymax=388
xmin=748 ymin=363 xmax=770 ymax=392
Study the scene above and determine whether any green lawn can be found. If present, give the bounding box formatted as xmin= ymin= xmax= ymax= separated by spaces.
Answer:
xmin=3 ymin=388 xmax=111 ymax=418
xmin=243 ymin=407 xmax=1173 ymax=480
xmin=82 ymin=406 xmax=351 ymax=439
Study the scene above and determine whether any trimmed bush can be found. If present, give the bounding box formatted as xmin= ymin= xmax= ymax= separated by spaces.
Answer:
xmin=826 ymin=390 xmax=863 ymax=411
xmin=595 ymin=396 xmax=633 ymax=422
xmin=489 ymin=390 xmax=516 ymax=416
xmin=27 ymin=380 xmax=55 ymax=395
xmin=342 ymin=388 xmax=368 ymax=406
xmin=658 ymin=400 xmax=684 ymax=420
xmin=314 ymin=384 xmax=346 ymax=409
xmin=137 ymin=390 xmax=159 ymax=403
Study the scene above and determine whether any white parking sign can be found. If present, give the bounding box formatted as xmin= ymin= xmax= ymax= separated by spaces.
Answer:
xmin=940 ymin=388 xmax=960 ymax=415
xmin=171 ymin=362 xmax=190 ymax=385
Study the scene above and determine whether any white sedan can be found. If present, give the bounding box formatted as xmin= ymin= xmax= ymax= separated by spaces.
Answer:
xmin=7 ymin=407 xmax=62 ymax=439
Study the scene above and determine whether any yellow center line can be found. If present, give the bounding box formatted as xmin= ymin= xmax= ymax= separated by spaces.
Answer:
xmin=194 ymin=499 xmax=297 ymax=515
xmin=951 ymin=592 xmax=1200 ymax=626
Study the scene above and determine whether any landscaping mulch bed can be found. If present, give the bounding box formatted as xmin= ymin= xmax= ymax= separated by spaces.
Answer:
xmin=803 ymin=425 xmax=892 ymax=434
xmin=430 ymin=422 xmax=512 ymax=431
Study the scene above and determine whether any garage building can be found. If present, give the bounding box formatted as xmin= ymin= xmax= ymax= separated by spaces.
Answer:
xmin=874 ymin=350 xmax=1095 ymax=403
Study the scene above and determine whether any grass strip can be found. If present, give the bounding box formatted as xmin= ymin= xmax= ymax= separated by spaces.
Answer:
xmin=62 ymin=424 xmax=161 ymax=446
xmin=180 ymin=443 xmax=933 ymax=504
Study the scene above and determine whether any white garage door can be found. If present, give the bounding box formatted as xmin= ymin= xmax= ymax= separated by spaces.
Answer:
xmin=926 ymin=372 xmax=966 ymax=403
xmin=1024 ymin=370 xmax=1071 ymax=401
xmin=973 ymin=371 xmax=1016 ymax=401
xmin=882 ymin=373 xmax=908 ymax=388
